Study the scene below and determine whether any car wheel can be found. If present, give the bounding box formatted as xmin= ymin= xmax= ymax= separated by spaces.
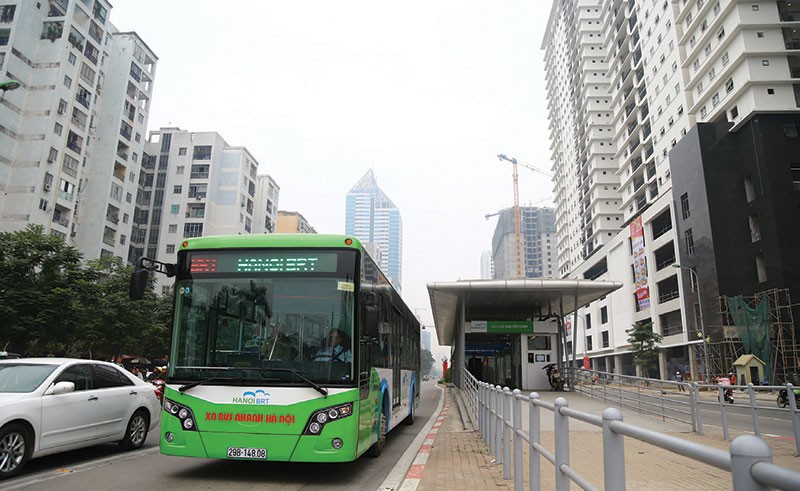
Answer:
xmin=119 ymin=410 xmax=149 ymax=450
xmin=0 ymin=423 xmax=30 ymax=480
xmin=368 ymin=407 xmax=387 ymax=458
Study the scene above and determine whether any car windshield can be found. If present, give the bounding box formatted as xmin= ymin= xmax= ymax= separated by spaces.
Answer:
xmin=0 ymin=364 xmax=59 ymax=393
xmin=169 ymin=274 xmax=356 ymax=386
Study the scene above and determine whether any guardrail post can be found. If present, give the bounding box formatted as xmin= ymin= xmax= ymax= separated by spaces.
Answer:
xmin=689 ymin=381 xmax=697 ymax=433
xmin=747 ymin=383 xmax=760 ymax=438
xmin=489 ymin=384 xmax=496 ymax=457
xmin=529 ymin=392 xmax=541 ymax=491
xmin=693 ymin=382 xmax=704 ymax=436
xmin=503 ymin=387 xmax=512 ymax=480
xmin=553 ymin=397 xmax=570 ymax=491
xmin=602 ymin=407 xmax=625 ymax=491
xmin=730 ymin=435 xmax=772 ymax=491
xmin=512 ymin=389 xmax=522 ymax=491
xmin=478 ymin=383 xmax=485 ymax=441
xmin=787 ymin=383 xmax=800 ymax=456
xmin=718 ymin=385 xmax=730 ymax=440
xmin=495 ymin=385 xmax=503 ymax=463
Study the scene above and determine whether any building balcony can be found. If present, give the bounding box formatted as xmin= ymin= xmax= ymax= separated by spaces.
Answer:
xmin=102 ymin=235 xmax=115 ymax=246
xmin=52 ymin=214 xmax=68 ymax=227
xmin=66 ymin=140 xmax=82 ymax=154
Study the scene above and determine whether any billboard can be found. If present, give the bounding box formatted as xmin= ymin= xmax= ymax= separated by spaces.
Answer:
xmin=630 ymin=216 xmax=650 ymax=310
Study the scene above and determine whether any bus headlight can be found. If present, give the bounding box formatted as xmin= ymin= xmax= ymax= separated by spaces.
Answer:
xmin=164 ymin=399 xmax=198 ymax=432
xmin=303 ymin=402 xmax=353 ymax=436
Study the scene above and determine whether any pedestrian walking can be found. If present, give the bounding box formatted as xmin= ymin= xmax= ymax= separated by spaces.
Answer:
xmin=675 ymin=369 xmax=686 ymax=391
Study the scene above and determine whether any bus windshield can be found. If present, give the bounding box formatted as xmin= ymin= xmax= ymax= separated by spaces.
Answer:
xmin=169 ymin=250 xmax=357 ymax=386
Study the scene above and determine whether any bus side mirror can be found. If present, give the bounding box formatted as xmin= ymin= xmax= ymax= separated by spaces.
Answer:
xmin=130 ymin=268 xmax=149 ymax=300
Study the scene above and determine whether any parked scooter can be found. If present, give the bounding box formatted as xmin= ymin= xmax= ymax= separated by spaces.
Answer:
xmin=543 ymin=363 xmax=564 ymax=391
xmin=777 ymin=388 xmax=800 ymax=408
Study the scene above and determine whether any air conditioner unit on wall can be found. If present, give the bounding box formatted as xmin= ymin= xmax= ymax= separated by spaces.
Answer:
xmin=43 ymin=183 xmax=51 ymax=191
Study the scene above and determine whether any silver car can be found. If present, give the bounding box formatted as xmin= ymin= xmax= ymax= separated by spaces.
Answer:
xmin=0 ymin=358 xmax=161 ymax=479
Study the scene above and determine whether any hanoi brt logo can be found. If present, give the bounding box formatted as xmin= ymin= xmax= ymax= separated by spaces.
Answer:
xmin=233 ymin=389 xmax=270 ymax=405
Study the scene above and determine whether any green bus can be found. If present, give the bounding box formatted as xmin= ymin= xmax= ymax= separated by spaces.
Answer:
xmin=131 ymin=234 xmax=420 ymax=462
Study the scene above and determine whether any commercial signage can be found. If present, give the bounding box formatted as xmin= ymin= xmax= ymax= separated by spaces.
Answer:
xmin=630 ymin=216 xmax=650 ymax=311
xmin=470 ymin=320 xmax=534 ymax=334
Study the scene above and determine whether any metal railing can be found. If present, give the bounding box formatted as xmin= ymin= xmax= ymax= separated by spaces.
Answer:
xmin=565 ymin=367 xmax=800 ymax=455
xmin=468 ymin=371 xmax=800 ymax=491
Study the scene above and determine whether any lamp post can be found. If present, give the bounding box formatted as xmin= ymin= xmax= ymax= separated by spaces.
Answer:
xmin=673 ymin=263 xmax=710 ymax=383
xmin=0 ymin=80 xmax=20 ymax=101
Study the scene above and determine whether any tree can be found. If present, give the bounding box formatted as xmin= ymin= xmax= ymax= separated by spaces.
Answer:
xmin=626 ymin=321 xmax=663 ymax=378
xmin=0 ymin=225 xmax=90 ymax=355
xmin=421 ymin=349 xmax=434 ymax=375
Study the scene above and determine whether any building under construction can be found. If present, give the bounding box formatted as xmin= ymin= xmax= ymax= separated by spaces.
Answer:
xmin=490 ymin=206 xmax=556 ymax=280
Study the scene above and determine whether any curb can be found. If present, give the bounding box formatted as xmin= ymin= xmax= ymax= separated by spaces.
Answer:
xmin=378 ymin=384 xmax=446 ymax=491
xmin=398 ymin=393 xmax=451 ymax=491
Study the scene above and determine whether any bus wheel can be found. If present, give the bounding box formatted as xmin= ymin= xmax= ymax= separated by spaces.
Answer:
xmin=401 ymin=395 xmax=414 ymax=425
xmin=368 ymin=410 xmax=387 ymax=458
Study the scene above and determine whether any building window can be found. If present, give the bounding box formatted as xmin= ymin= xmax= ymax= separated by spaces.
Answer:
xmin=168 ymin=224 xmax=177 ymax=233
xmin=601 ymin=331 xmax=609 ymax=348
xmin=700 ymin=106 xmax=707 ymax=118
xmin=600 ymin=306 xmax=608 ymax=324
xmin=757 ymin=31 xmax=764 ymax=38
xmin=685 ymin=228 xmax=695 ymax=256
xmin=725 ymin=78 xmax=734 ymax=93
xmin=192 ymin=145 xmax=212 ymax=160
xmin=767 ymin=88 xmax=775 ymax=95
xmin=680 ymin=193 xmax=690 ymax=219
xmin=755 ymin=253 xmax=767 ymax=282
xmin=63 ymin=75 xmax=72 ymax=88
xmin=166 ymin=244 xmax=175 ymax=254
xmin=54 ymin=122 xmax=62 ymax=135
xmin=762 ymin=59 xmax=770 ymax=66
xmin=173 ymin=185 xmax=182 ymax=194
xmin=717 ymin=27 xmax=725 ymax=40
xmin=712 ymin=93 xmax=720 ymax=106
xmin=176 ymin=165 xmax=184 ymax=174
xmin=68 ymin=52 xmax=76 ymax=65
xmin=178 ymin=147 xmax=187 ymax=156
xmin=730 ymin=105 xmax=739 ymax=119
xmin=184 ymin=223 xmax=203 ymax=238
xmin=748 ymin=215 xmax=761 ymax=242
xmin=721 ymin=52 xmax=729 ymax=66
xmin=752 ymin=4 xmax=759 ymax=10
xmin=170 ymin=204 xmax=179 ymax=214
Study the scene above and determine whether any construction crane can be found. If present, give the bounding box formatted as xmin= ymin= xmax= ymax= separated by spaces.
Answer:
xmin=497 ymin=154 xmax=524 ymax=278
xmin=496 ymin=154 xmax=554 ymax=278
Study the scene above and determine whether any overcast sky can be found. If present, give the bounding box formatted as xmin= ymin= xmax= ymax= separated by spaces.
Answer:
xmin=111 ymin=1 xmax=553 ymax=361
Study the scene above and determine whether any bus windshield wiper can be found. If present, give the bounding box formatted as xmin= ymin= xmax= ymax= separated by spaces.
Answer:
xmin=247 ymin=367 xmax=328 ymax=398
xmin=179 ymin=376 xmax=243 ymax=392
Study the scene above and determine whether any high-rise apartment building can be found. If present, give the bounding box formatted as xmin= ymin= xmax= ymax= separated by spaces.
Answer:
xmin=544 ymin=0 xmax=800 ymax=380
xmin=132 ymin=128 xmax=279 ymax=289
xmin=345 ymin=170 xmax=403 ymax=290
xmin=0 ymin=0 xmax=156 ymax=263
xmin=276 ymin=210 xmax=316 ymax=234
xmin=490 ymin=206 xmax=556 ymax=280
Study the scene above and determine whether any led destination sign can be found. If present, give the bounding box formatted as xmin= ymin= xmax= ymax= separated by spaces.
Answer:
xmin=187 ymin=251 xmax=338 ymax=274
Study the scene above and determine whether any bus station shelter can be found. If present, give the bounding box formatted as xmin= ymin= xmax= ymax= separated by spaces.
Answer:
xmin=427 ymin=279 xmax=623 ymax=391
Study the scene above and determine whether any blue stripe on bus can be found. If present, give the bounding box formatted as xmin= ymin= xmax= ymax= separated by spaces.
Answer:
xmin=380 ymin=378 xmax=390 ymax=430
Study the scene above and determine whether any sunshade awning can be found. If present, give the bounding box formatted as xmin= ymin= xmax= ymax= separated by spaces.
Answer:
xmin=427 ymin=279 xmax=623 ymax=346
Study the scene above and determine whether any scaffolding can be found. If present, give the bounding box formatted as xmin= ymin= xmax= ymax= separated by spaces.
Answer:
xmin=717 ymin=288 xmax=799 ymax=384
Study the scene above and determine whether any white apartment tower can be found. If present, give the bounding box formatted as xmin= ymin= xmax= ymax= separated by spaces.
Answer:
xmin=544 ymin=0 xmax=800 ymax=379
xmin=0 ymin=0 xmax=156 ymax=263
xmin=132 ymin=128 xmax=279 ymax=280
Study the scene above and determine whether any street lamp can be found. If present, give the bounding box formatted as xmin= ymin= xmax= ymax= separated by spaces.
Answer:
xmin=0 ymin=79 xmax=20 ymax=101
xmin=673 ymin=263 xmax=710 ymax=383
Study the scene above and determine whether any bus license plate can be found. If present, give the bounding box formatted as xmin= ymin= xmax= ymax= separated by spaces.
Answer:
xmin=227 ymin=447 xmax=267 ymax=459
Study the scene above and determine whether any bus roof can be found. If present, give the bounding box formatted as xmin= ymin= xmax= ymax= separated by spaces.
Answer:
xmin=180 ymin=234 xmax=365 ymax=251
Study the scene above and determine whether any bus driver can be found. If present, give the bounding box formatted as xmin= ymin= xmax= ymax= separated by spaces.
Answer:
xmin=314 ymin=328 xmax=352 ymax=363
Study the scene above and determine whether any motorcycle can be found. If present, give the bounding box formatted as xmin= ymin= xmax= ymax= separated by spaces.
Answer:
xmin=777 ymin=388 xmax=800 ymax=408
xmin=543 ymin=363 xmax=564 ymax=391
xmin=723 ymin=387 xmax=734 ymax=404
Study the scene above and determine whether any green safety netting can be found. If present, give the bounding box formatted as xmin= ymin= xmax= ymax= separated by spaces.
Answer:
xmin=726 ymin=295 xmax=771 ymax=381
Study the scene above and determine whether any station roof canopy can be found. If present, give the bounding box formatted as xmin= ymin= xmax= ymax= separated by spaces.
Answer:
xmin=427 ymin=279 xmax=623 ymax=346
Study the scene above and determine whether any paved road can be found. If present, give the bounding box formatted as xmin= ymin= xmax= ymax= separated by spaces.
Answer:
xmin=5 ymin=380 xmax=442 ymax=491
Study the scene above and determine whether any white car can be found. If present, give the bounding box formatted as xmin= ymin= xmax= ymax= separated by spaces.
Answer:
xmin=0 ymin=358 xmax=161 ymax=479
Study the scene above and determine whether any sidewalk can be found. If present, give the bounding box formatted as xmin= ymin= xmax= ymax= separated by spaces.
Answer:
xmin=400 ymin=385 xmax=800 ymax=491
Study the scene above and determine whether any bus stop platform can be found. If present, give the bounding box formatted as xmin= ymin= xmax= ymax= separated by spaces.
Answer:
xmin=392 ymin=385 xmax=800 ymax=491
